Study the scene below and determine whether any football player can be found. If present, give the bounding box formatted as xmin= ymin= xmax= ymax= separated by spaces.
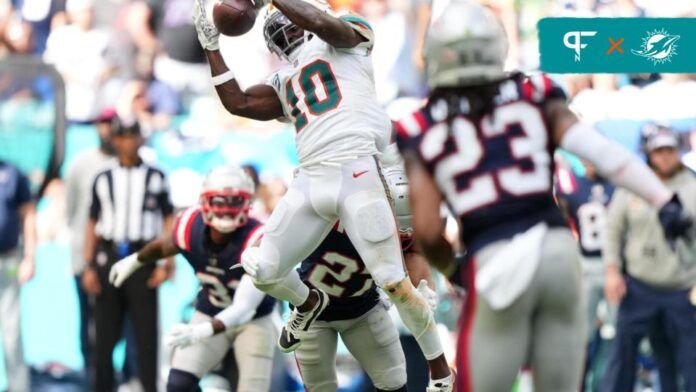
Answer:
xmin=191 ymin=0 xmax=452 ymax=387
xmin=108 ymin=166 xmax=277 ymax=392
xmin=395 ymin=1 xmax=693 ymax=391
xmin=294 ymin=147 xmax=446 ymax=392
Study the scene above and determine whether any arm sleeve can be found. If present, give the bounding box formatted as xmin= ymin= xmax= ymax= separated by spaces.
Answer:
xmin=88 ymin=175 xmax=102 ymax=220
xmin=603 ymin=190 xmax=628 ymax=268
xmin=213 ymin=274 xmax=265 ymax=328
xmin=560 ymin=122 xmax=672 ymax=208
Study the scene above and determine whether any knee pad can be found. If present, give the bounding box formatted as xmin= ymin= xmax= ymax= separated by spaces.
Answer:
xmin=371 ymin=261 xmax=407 ymax=288
xmin=167 ymin=369 xmax=201 ymax=392
xmin=247 ymin=243 xmax=282 ymax=286
xmin=346 ymin=194 xmax=396 ymax=244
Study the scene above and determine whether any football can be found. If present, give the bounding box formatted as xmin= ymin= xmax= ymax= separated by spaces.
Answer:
xmin=212 ymin=0 xmax=257 ymax=37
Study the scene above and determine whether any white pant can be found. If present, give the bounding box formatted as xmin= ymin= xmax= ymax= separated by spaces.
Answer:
xmin=0 ymin=249 xmax=28 ymax=392
xmin=170 ymin=312 xmax=277 ymax=392
xmin=254 ymin=156 xmax=406 ymax=304
xmin=295 ymin=304 xmax=406 ymax=391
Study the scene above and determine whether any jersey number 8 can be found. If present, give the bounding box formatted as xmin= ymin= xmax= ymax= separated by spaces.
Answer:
xmin=286 ymin=60 xmax=343 ymax=132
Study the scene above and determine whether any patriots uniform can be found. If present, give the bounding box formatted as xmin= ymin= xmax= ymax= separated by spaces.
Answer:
xmin=298 ymin=226 xmax=411 ymax=322
xmin=556 ymin=173 xmax=614 ymax=258
xmin=395 ymin=73 xmax=568 ymax=255
xmin=172 ymin=207 xmax=275 ymax=318
xmin=266 ymin=12 xmax=392 ymax=165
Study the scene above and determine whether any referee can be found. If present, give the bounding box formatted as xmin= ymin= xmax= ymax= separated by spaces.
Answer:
xmin=82 ymin=116 xmax=174 ymax=392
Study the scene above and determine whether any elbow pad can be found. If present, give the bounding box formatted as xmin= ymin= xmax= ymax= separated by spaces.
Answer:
xmin=560 ymin=122 xmax=672 ymax=207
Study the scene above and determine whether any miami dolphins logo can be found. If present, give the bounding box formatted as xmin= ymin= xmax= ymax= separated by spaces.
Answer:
xmin=632 ymin=29 xmax=680 ymax=65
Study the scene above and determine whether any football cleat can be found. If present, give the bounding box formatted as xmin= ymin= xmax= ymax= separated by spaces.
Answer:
xmin=426 ymin=368 xmax=456 ymax=392
xmin=278 ymin=289 xmax=329 ymax=352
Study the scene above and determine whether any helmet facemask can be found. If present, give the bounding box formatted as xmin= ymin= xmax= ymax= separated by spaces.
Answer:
xmin=263 ymin=12 xmax=310 ymax=62
xmin=200 ymin=190 xmax=252 ymax=233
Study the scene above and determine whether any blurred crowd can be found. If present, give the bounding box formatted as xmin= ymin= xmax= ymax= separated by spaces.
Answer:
xmin=3 ymin=0 xmax=696 ymax=391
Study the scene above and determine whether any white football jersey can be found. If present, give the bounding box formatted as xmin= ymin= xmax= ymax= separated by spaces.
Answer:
xmin=267 ymin=14 xmax=392 ymax=166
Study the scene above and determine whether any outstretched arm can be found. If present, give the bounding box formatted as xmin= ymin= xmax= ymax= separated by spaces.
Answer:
xmin=108 ymin=236 xmax=180 ymax=287
xmin=205 ymin=50 xmax=285 ymax=120
xmin=272 ymin=0 xmax=366 ymax=48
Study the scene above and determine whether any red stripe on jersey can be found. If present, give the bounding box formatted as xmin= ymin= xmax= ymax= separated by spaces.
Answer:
xmin=542 ymin=74 xmax=552 ymax=97
xmin=394 ymin=120 xmax=411 ymax=140
xmin=182 ymin=209 xmax=200 ymax=251
xmin=522 ymin=79 xmax=534 ymax=102
xmin=174 ymin=206 xmax=199 ymax=251
xmin=413 ymin=111 xmax=428 ymax=131
xmin=457 ymin=259 xmax=477 ymax=392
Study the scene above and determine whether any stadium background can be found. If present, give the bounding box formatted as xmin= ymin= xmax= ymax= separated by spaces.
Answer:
xmin=2 ymin=0 xmax=696 ymax=391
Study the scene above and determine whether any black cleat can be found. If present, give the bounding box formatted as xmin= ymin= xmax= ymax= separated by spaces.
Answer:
xmin=277 ymin=289 xmax=329 ymax=353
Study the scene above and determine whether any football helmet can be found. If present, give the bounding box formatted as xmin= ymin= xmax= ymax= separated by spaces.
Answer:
xmin=424 ymin=0 xmax=508 ymax=88
xmin=200 ymin=165 xmax=255 ymax=233
xmin=381 ymin=145 xmax=413 ymax=240
xmin=262 ymin=0 xmax=331 ymax=62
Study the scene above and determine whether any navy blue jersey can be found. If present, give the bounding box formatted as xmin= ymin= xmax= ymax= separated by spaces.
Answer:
xmin=173 ymin=207 xmax=275 ymax=318
xmin=396 ymin=73 xmax=567 ymax=255
xmin=555 ymin=171 xmax=614 ymax=258
xmin=298 ymin=226 xmax=389 ymax=322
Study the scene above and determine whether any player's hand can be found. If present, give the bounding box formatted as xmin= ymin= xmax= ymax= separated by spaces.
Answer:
xmin=604 ymin=266 xmax=626 ymax=305
xmin=147 ymin=266 xmax=169 ymax=288
xmin=17 ymin=257 xmax=35 ymax=285
xmin=658 ymin=194 xmax=693 ymax=250
xmin=240 ymin=246 xmax=261 ymax=278
xmin=82 ymin=267 xmax=102 ymax=296
xmin=192 ymin=0 xmax=220 ymax=51
xmin=417 ymin=279 xmax=438 ymax=311
xmin=109 ymin=253 xmax=143 ymax=288
xmin=164 ymin=322 xmax=215 ymax=348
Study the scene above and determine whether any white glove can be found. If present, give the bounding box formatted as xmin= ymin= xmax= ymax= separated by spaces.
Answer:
xmin=192 ymin=0 xmax=220 ymax=51
xmin=109 ymin=253 xmax=144 ymax=288
xmin=240 ymin=246 xmax=262 ymax=278
xmin=164 ymin=322 xmax=215 ymax=348
xmin=417 ymin=279 xmax=438 ymax=311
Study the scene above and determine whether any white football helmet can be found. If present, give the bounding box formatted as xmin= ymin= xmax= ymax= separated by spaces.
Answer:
xmin=200 ymin=165 xmax=255 ymax=233
xmin=262 ymin=1 xmax=331 ymax=62
xmin=381 ymin=145 xmax=413 ymax=240
xmin=424 ymin=0 xmax=508 ymax=88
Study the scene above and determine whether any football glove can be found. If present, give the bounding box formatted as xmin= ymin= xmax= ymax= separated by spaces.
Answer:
xmin=658 ymin=194 xmax=693 ymax=250
xmin=109 ymin=253 xmax=143 ymax=288
xmin=417 ymin=279 xmax=438 ymax=311
xmin=193 ymin=0 xmax=220 ymax=51
xmin=164 ymin=322 xmax=215 ymax=348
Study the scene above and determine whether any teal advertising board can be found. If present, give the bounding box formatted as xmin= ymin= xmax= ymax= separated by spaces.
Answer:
xmin=539 ymin=18 xmax=696 ymax=73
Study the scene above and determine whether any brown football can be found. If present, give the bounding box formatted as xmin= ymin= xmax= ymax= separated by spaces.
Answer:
xmin=212 ymin=0 xmax=257 ymax=37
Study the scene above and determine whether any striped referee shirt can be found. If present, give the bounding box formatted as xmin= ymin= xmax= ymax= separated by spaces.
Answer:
xmin=89 ymin=161 xmax=174 ymax=243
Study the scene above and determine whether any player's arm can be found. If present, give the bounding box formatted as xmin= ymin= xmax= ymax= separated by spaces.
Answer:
xmin=546 ymin=98 xmax=692 ymax=244
xmin=271 ymin=0 xmax=366 ymax=48
xmin=108 ymin=235 xmax=181 ymax=287
xmin=192 ymin=0 xmax=283 ymax=121
xmin=403 ymin=151 xmax=456 ymax=277
xmin=205 ymin=50 xmax=285 ymax=120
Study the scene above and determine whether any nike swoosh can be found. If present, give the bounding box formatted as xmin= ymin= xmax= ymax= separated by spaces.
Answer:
xmin=352 ymin=170 xmax=369 ymax=178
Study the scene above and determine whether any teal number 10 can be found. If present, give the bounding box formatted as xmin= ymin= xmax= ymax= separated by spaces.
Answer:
xmin=285 ymin=59 xmax=343 ymax=132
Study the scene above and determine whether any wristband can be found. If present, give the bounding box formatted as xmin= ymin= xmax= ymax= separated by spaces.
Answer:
xmin=211 ymin=70 xmax=235 ymax=86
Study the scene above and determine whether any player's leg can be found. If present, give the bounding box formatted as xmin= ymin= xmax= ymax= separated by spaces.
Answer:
xmin=341 ymin=305 xmax=407 ymax=391
xmin=529 ymin=228 xmax=585 ymax=392
xmin=0 ymin=252 xmax=28 ymax=391
xmin=123 ymin=263 xmax=159 ymax=392
xmin=337 ymin=157 xmax=445 ymax=372
xmin=460 ymin=241 xmax=535 ymax=392
xmin=231 ymin=315 xmax=276 ymax=391
xmin=168 ymin=312 xmax=230 ymax=392
xmin=293 ymin=321 xmax=340 ymax=391
xmin=249 ymin=172 xmax=334 ymax=306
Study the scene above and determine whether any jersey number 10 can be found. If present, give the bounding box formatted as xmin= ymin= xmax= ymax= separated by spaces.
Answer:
xmin=286 ymin=60 xmax=343 ymax=132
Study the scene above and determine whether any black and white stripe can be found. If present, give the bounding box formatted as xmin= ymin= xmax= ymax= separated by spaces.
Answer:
xmin=89 ymin=162 xmax=173 ymax=242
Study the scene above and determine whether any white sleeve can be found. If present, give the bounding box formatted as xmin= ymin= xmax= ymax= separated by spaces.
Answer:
xmin=213 ymin=274 xmax=265 ymax=328
xmin=560 ymin=122 xmax=672 ymax=207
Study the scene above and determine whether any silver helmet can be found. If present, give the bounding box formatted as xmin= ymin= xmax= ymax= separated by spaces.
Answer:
xmin=263 ymin=1 xmax=330 ymax=62
xmin=200 ymin=165 xmax=255 ymax=233
xmin=381 ymin=144 xmax=412 ymax=238
xmin=424 ymin=0 xmax=508 ymax=88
